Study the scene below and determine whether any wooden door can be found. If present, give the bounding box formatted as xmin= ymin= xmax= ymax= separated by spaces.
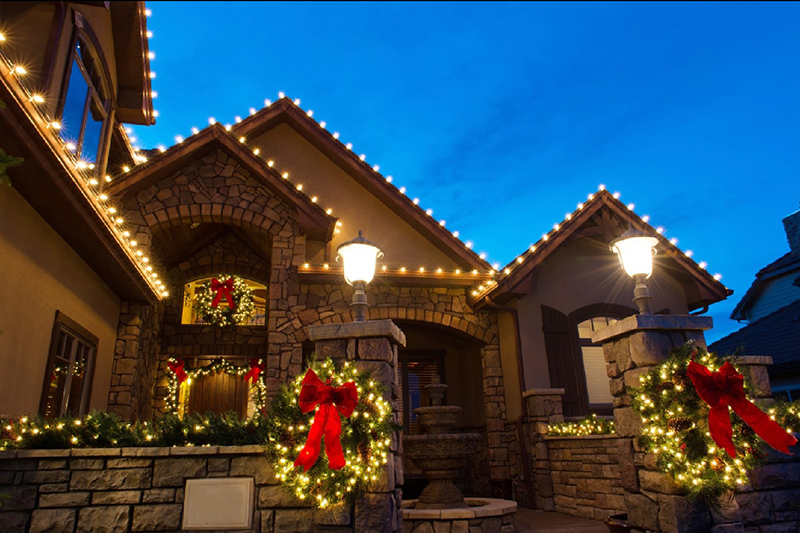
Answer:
xmin=186 ymin=371 xmax=248 ymax=417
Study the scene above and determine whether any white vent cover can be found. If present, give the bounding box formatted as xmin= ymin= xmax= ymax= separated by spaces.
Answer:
xmin=182 ymin=477 xmax=254 ymax=530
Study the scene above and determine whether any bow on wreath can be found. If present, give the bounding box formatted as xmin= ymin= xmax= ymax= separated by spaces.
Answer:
xmin=687 ymin=360 xmax=797 ymax=457
xmin=211 ymin=277 xmax=236 ymax=310
xmin=168 ymin=359 xmax=188 ymax=384
xmin=244 ymin=358 xmax=265 ymax=383
xmin=294 ymin=369 xmax=358 ymax=471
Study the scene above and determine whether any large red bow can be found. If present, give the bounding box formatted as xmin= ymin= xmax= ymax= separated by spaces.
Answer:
xmin=244 ymin=358 xmax=265 ymax=383
xmin=168 ymin=359 xmax=188 ymax=384
xmin=294 ymin=369 xmax=358 ymax=471
xmin=210 ymin=278 xmax=236 ymax=310
xmin=687 ymin=361 xmax=797 ymax=457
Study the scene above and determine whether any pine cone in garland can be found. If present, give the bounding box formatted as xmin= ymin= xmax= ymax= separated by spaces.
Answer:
xmin=667 ymin=417 xmax=693 ymax=432
xmin=672 ymin=370 xmax=691 ymax=388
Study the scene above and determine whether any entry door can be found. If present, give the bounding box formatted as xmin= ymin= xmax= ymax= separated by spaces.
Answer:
xmin=186 ymin=370 xmax=248 ymax=417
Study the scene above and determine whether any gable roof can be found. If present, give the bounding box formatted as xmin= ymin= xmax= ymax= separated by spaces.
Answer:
xmin=710 ymin=300 xmax=800 ymax=376
xmin=105 ymin=123 xmax=336 ymax=240
xmin=471 ymin=188 xmax=732 ymax=311
xmin=729 ymin=251 xmax=800 ymax=321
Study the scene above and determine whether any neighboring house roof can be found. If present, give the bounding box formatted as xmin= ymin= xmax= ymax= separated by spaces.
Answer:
xmin=729 ymin=252 xmax=800 ymax=321
xmin=471 ymin=189 xmax=733 ymax=311
xmin=710 ymin=299 xmax=800 ymax=376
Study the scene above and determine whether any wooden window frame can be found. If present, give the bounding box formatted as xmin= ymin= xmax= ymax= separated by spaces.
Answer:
xmin=39 ymin=310 xmax=99 ymax=418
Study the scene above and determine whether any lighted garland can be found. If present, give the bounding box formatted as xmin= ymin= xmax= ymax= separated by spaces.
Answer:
xmin=631 ymin=343 xmax=798 ymax=502
xmin=264 ymin=358 xmax=394 ymax=509
xmin=548 ymin=414 xmax=615 ymax=436
xmin=190 ymin=275 xmax=255 ymax=327
xmin=166 ymin=358 xmax=268 ymax=416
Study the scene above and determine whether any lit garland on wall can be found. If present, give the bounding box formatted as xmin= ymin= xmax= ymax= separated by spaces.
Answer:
xmin=547 ymin=414 xmax=615 ymax=436
xmin=0 ymin=6 xmax=167 ymax=299
xmin=631 ymin=344 xmax=798 ymax=503
xmin=165 ymin=358 xmax=268 ymax=416
xmin=264 ymin=358 xmax=393 ymax=509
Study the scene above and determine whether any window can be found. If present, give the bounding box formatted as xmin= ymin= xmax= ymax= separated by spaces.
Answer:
xmin=399 ymin=351 xmax=445 ymax=435
xmin=181 ymin=278 xmax=268 ymax=326
xmin=577 ymin=317 xmax=618 ymax=411
xmin=40 ymin=311 xmax=97 ymax=418
xmin=58 ymin=35 xmax=110 ymax=167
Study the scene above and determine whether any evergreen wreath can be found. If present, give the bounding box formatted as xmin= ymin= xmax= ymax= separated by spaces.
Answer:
xmin=631 ymin=343 xmax=798 ymax=503
xmin=264 ymin=358 xmax=394 ymax=509
xmin=190 ymin=275 xmax=255 ymax=327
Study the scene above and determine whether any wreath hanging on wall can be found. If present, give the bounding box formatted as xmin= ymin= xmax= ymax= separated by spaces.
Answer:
xmin=264 ymin=358 xmax=394 ymax=509
xmin=631 ymin=343 xmax=798 ymax=502
xmin=190 ymin=275 xmax=256 ymax=327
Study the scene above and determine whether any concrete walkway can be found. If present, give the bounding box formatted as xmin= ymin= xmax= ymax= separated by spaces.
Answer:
xmin=514 ymin=508 xmax=610 ymax=532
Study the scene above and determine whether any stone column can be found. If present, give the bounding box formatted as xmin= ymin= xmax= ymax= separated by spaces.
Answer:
xmin=309 ymin=319 xmax=406 ymax=533
xmin=591 ymin=314 xmax=713 ymax=533
xmin=523 ymin=388 xmax=565 ymax=512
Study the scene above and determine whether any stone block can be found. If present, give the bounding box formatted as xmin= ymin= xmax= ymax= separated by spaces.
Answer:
xmin=359 ymin=338 xmax=393 ymax=362
xmin=315 ymin=503 xmax=351 ymax=526
xmin=106 ymin=458 xmax=152 ymax=469
xmin=208 ymin=457 xmax=230 ymax=472
xmin=624 ymin=492 xmax=659 ymax=531
xmin=39 ymin=491 xmax=90 ymax=507
xmin=710 ymin=493 xmax=742 ymax=524
xmin=70 ymin=459 xmax=104 ymax=470
xmin=749 ymin=463 xmax=800 ymax=490
xmin=0 ymin=485 xmax=37 ymax=510
xmin=23 ymin=470 xmax=70 ymax=484
xmin=258 ymin=485 xmax=313 ymax=508
xmin=77 ymin=506 xmax=130 ymax=533
xmin=92 ymin=490 xmax=142 ymax=505
xmin=29 ymin=509 xmax=75 ymax=533
xmin=657 ymin=494 xmax=712 ymax=533
xmin=142 ymin=488 xmax=175 ymax=503
xmin=70 ymin=468 xmax=150 ymax=491
xmin=735 ymin=492 xmax=773 ymax=526
xmin=230 ymin=455 xmax=274 ymax=484
xmin=711 ymin=525 xmax=746 ymax=533
xmin=0 ymin=511 xmax=29 ymax=533
xmin=613 ymin=407 xmax=643 ymax=438
xmin=623 ymin=367 xmax=654 ymax=389
xmin=152 ymin=457 xmax=206 ymax=487
xmin=355 ymin=493 xmax=393 ymax=533
xmin=261 ymin=509 xmax=274 ymax=532
xmin=131 ymin=504 xmax=182 ymax=531
xmin=274 ymin=509 xmax=315 ymax=532
xmin=639 ymin=470 xmax=682 ymax=495
xmin=629 ymin=331 xmax=674 ymax=367
xmin=38 ymin=459 xmax=68 ymax=470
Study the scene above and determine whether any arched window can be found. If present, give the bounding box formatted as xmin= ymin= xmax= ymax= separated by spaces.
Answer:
xmin=181 ymin=277 xmax=267 ymax=326
xmin=576 ymin=317 xmax=618 ymax=413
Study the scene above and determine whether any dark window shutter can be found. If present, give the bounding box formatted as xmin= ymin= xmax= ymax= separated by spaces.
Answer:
xmin=541 ymin=305 xmax=589 ymax=417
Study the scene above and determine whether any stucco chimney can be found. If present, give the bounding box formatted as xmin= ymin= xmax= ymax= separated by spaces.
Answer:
xmin=783 ymin=210 xmax=800 ymax=257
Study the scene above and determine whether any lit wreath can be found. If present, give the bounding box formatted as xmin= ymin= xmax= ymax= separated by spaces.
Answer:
xmin=631 ymin=343 xmax=798 ymax=502
xmin=264 ymin=358 xmax=394 ymax=508
xmin=190 ymin=275 xmax=255 ymax=327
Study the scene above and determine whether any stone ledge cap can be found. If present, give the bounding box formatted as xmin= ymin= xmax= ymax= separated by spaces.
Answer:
xmin=309 ymin=319 xmax=406 ymax=346
xmin=522 ymin=388 xmax=566 ymax=398
xmin=730 ymin=355 xmax=773 ymax=366
xmin=591 ymin=314 xmax=713 ymax=344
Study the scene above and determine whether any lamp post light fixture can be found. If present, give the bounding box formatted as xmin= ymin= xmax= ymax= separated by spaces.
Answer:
xmin=610 ymin=226 xmax=659 ymax=315
xmin=336 ymin=230 xmax=384 ymax=322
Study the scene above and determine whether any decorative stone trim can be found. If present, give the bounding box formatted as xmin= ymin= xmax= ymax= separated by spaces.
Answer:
xmin=401 ymin=498 xmax=516 ymax=532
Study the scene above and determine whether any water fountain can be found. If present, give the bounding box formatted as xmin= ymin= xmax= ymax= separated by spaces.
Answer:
xmin=402 ymin=375 xmax=517 ymax=531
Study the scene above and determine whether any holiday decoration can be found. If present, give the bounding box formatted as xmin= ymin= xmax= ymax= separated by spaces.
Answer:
xmin=547 ymin=414 xmax=615 ymax=436
xmin=631 ymin=343 xmax=799 ymax=502
xmin=165 ymin=358 xmax=268 ymax=416
xmin=264 ymin=358 xmax=393 ymax=508
xmin=190 ymin=275 xmax=255 ymax=327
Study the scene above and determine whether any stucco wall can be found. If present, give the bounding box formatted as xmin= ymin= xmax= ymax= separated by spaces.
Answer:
xmin=0 ymin=187 xmax=120 ymax=418
xmin=515 ymin=237 xmax=690 ymax=389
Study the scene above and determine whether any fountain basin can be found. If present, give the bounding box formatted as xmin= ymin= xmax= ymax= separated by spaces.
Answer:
xmin=402 ymin=498 xmax=517 ymax=532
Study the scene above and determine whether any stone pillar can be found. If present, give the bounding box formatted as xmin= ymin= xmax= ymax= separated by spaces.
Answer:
xmin=591 ymin=314 xmax=713 ymax=533
xmin=309 ymin=319 xmax=406 ymax=533
xmin=523 ymin=388 xmax=565 ymax=512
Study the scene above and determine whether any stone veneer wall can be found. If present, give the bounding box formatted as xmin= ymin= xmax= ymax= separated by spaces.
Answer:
xmin=0 ymin=445 xmax=383 ymax=533
xmin=545 ymin=435 xmax=624 ymax=521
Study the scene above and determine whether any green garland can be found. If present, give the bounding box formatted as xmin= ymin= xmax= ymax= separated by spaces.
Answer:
xmin=631 ymin=343 xmax=799 ymax=503
xmin=166 ymin=358 xmax=268 ymax=416
xmin=548 ymin=414 xmax=615 ymax=436
xmin=190 ymin=275 xmax=255 ymax=327
xmin=264 ymin=358 xmax=394 ymax=509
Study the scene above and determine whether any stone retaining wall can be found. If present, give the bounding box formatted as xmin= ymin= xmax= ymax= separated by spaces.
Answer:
xmin=545 ymin=435 xmax=624 ymax=521
xmin=0 ymin=446 xmax=382 ymax=532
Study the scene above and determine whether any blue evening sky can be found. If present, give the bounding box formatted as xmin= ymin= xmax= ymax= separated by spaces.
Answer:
xmin=132 ymin=2 xmax=800 ymax=342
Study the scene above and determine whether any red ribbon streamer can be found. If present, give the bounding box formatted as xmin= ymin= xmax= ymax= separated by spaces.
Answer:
xmin=294 ymin=369 xmax=358 ymax=471
xmin=244 ymin=358 xmax=265 ymax=383
xmin=687 ymin=361 xmax=797 ymax=457
xmin=168 ymin=359 xmax=188 ymax=384
xmin=210 ymin=278 xmax=236 ymax=310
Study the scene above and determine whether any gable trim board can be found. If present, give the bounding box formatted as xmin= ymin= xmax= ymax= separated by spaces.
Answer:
xmin=729 ymin=252 xmax=800 ymax=321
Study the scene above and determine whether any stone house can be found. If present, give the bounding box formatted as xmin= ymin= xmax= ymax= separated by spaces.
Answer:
xmin=0 ymin=0 xmax=737 ymax=517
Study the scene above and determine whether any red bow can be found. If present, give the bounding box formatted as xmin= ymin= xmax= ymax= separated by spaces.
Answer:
xmin=294 ymin=369 xmax=358 ymax=471
xmin=168 ymin=359 xmax=188 ymax=384
xmin=211 ymin=278 xmax=236 ymax=310
xmin=244 ymin=358 xmax=265 ymax=383
xmin=687 ymin=361 xmax=797 ymax=457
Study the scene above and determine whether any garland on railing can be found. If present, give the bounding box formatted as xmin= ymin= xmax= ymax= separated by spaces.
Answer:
xmin=166 ymin=357 xmax=268 ymax=415
xmin=547 ymin=414 xmax=616 ymax=436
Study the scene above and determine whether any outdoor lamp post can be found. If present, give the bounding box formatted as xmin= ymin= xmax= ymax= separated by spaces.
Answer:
xmin=610 ymin=226 xmax=659 ymax=315
xmin=336 ymin=230 xmax=384 ymax=322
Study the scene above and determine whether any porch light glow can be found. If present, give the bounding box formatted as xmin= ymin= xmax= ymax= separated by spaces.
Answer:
xmin=336 ymin=231 xmax=384 ymax=322
xmin=610 ymin=226 xmax=658 ymax=314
